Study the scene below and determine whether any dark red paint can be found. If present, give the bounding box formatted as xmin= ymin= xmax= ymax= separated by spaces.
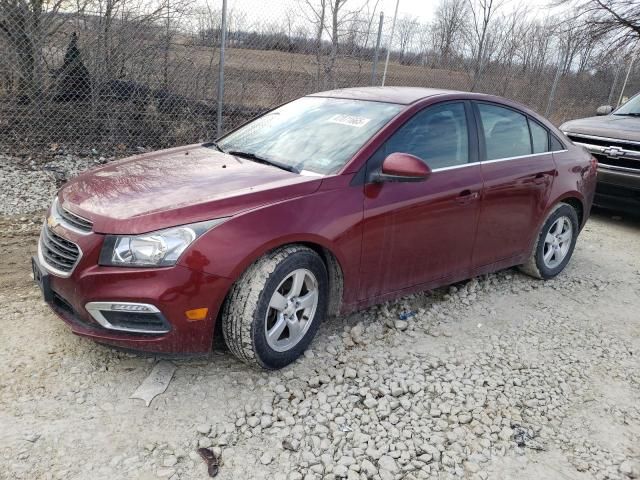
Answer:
xmin=43 ymin=88 xmax=597 ymax=353
xmin=380 ymin=152 xmax=432 ymax=179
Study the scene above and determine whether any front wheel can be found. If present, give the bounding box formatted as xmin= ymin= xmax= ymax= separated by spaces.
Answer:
xmin=520 ymin=203 xmax=579 ymax=280
xmin=222 ymin=245 xmax=328 ymax=369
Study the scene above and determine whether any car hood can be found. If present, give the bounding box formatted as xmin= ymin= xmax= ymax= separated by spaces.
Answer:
xmin=561 ymin=115 xmax=640 ymax=142
xmin=59 ymin=144 xmax=323 ymax=234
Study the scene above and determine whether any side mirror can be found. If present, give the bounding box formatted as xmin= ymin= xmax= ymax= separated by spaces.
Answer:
xmin=596 ymin=105 xmax=613 ymax=116
xmin=372 ymin=153 xmax=431 ymax=183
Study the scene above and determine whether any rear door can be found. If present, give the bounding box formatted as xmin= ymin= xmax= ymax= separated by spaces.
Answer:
xmin=472 ymin=102 xmax=557 ymax=269
xmin=359 ymin=101 xmax=483 ymax=300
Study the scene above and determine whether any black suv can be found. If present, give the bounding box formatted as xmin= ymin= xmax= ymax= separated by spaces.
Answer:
xmin=561 ymin=94 xmax=640 ymax=212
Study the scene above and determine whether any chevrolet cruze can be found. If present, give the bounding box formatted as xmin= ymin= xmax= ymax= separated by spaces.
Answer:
xmin=32 ymin=87 xmax=597 ymax=369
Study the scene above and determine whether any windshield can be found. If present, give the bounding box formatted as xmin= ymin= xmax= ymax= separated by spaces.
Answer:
xmin=217 ymin=96 xmax=403 ymax=174
xmin=614 ymin=93 xmax=640 ymax=115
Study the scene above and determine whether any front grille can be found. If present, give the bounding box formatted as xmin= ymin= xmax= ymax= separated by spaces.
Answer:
xmin=566 ymin=134 xmax=640 ymax=153
xmin=56 ymin=201 xmax=93 ymax=232
xmin=593 ymin=153 xmax=640 ymax=171
xmin=567 ymin=134 xmax=640 ymax=172
xmin=40 ymin=225 xmax=81 ymax=274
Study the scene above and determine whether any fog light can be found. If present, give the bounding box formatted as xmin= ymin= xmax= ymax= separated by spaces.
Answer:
xmin=111 ymin=303 xmax=154 ymax=312
xmin=185 ymin=308 xmax=208 ymax=321
xmin=85 ymin=302 xmax=170 ymax=334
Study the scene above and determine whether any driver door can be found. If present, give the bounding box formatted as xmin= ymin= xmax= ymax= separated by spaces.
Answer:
xmin=359 ymin=101 xmax=483 ymax=300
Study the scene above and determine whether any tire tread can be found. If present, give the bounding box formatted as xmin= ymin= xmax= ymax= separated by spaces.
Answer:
xmin=222 ymin=245 xmax=316 ymax=369
xmin=519 ymin=202 xmax=576 ymax=279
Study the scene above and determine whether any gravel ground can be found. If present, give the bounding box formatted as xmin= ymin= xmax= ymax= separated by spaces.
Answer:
xmin=1 ymin=153 xmax=639 ymax=480
xmin=0 ymin=152 xmax=116 ymax=215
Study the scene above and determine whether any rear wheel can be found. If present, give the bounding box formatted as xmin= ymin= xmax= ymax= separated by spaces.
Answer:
xmin=222 ymin=245 xmax=328 ymax=369
xmin=520 ymin=203 xmax=579 ymax=279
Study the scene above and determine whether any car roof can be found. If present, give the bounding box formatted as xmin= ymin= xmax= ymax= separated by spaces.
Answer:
xmin=308 ymin=86 xmax=461 ymax=105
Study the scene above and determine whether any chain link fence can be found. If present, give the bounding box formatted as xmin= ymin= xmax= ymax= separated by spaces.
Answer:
xmin=1 ymin=0 xmax=638 ymax=156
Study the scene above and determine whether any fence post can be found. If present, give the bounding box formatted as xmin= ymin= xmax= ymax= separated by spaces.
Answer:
xmin=545 ymin=59 xmax=562 ymax=118
xmin=607 ymin=62 xmax=623 ymax=106
xmin=216 ymin=0 xmax=228 ymax=138
xmin=381 ymin=0 xmax=400 ymax=87
xmin=371 ymin=12 xmax=384 ymax=86
xmin=617 ymin=52 xmax=637 ymax=107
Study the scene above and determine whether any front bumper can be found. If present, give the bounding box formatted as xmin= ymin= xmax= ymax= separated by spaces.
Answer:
xmin=35 ymin=220 xmax=232 ymax=354
xmin=595 ymin=166 xmax=640 ymax=212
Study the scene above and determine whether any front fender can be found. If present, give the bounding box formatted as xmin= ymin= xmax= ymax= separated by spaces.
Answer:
xmin=178 ymin=179 xmax=365 ymax=307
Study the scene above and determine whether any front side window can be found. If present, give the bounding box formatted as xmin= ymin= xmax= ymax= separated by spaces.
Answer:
xmin=478 ymin=103 xmax=532 ymax=160
xmin=381 ymin=102 xmax=470 ymax=169
xmin=217 ymin=97 xmax=403 ymax=174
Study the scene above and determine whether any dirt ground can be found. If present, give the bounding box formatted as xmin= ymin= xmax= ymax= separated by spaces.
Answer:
xmin=0 ymin=208 xmax=639 ymax=480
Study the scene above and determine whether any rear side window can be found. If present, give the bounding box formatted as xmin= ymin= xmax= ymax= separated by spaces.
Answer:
xmin=529 ymin=119 xmax=549 ymax=153
xmin=478 ymin=103 xmax=532 ymax=160
xmin=383 ymin=102 xmax=469 ymax=169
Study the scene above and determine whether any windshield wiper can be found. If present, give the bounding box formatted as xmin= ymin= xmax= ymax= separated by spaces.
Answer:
xmin=227 ymin=150 xmax=299 ymax=174
xmin=614 ymin=112 xmax=640 ymax=117
xmin=204 ymin=141 xmax=226 ymax=153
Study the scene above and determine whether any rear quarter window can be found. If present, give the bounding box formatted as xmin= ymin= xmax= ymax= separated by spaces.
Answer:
xmin=529 ymin=119 xmax=549 ymax=154
xmin=550 ymin=135 xmax=565 ymax=151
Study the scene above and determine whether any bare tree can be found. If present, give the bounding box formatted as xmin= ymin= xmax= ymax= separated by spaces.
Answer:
xmin=556 ymin=0 xmax=640 ymax=45
xmin=395 ymin=15 xmax=419 ymax=64
xmin=465 ymin=0 xmax=504 ymax=90
xmin=554 ymin=14 xmax=597 ymax=76
xmin=0 ymin=0 xmax=78 ymax=101
xmin=300 ymin=0 xmax=369 ymax=88
xmin=491 ymin=4 xmax=531 ymax=95
xmin=431 ymin=0 xmax=468 ymax=67
xmin=300 ymin=0 xmax=327 ymax=88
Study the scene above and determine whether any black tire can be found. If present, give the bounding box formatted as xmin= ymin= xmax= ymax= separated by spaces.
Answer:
xmin=519 ymin=203 xmax=580 ymax=280
xmin=222 ymin=245 xmax=329 ymax=369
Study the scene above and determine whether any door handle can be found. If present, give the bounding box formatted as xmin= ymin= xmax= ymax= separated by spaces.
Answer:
xmin=456 ymin=190 xmax=479 ymax=204
xmin=533 ymin=173 xmax=548 ymax=184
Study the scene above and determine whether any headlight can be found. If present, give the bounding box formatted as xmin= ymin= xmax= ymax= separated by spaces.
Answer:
xmin=99 ymin=219 xmax=227 ymax=267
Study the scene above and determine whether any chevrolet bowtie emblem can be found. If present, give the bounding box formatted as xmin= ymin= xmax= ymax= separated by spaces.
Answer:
xmin=603 ymin=146 xmax=624 ymax=159
xmin=47 ymin=215 xmax=58 ymax=228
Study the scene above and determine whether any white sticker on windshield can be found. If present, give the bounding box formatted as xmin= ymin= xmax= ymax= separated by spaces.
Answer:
xmin=327 ymin=114 xmax=371 ymax=128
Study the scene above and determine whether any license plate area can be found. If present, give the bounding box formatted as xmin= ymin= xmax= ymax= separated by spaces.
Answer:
xmin=32 ymin=257 xmax=53 ymax=302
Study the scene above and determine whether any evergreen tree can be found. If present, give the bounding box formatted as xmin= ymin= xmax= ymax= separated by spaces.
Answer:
xmin=55 ymin=32 xmax=91 ymax=102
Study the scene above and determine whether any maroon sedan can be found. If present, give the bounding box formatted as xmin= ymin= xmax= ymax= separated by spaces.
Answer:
xmin=33 ymin=87 xmax=597 ymax=369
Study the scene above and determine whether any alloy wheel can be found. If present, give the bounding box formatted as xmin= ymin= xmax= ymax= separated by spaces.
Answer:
xmin=265 ymin=268 xmax=319 ymax=352
xmin=542 ymin=216 xmax=573 ymax=269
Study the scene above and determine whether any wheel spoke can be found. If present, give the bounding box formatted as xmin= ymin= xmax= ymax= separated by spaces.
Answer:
xmin=297 ymin=290 xmax=318 ymax=310
xmin=269 ymin=292 xmax=287 ymax=311
xmin=267 ymin=314 xmax=287 ymax=342
xmin=553 ymin=220 xmax=563 ymax=235
xmin=543 ymin=246 xmax=554 ymax=262
xmin=545 ymin=232 xmax=555 ymax=245
xmin=287 ymin=317 xmax=302 ymax=339
xmin=289 ymin=270 xmax=306 ymax=297
xmin=559 ymin=230 xmax=571 ymax=243
xmin=265 ymin=268 xmax=319 ymax=353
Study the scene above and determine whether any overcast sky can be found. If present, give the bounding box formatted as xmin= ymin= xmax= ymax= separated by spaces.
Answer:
xmin=370 ymin=0 xmax=559 ymax=22
xmin=228 ymin=0 xmax=562 ymax=29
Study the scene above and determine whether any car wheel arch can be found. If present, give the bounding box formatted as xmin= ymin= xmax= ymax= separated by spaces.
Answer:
xmin=547 ymin=193 xmax=585 ymax=226
xmin=227 ymin=237 xmax=346 ymax=317
xmin=526 ymin=193 xmax=585 ymax=256
xmin=558 ymin=196 xmax=584 ymax=227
